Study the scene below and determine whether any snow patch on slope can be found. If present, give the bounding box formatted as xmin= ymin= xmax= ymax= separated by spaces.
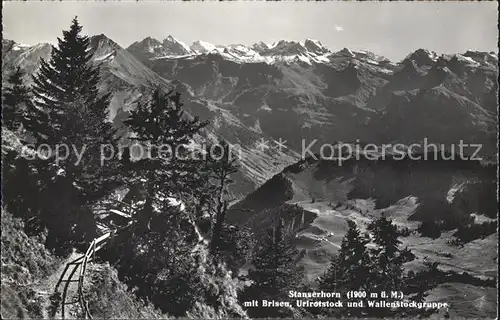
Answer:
xmin=191 ymin=40 xmax=219 ymax=54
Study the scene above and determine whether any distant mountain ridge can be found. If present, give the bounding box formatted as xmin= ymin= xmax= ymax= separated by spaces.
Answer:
xmin=126 ymin=36 xmax=391 ymax=65
xmin=2 ymin=35 xmax=498 ymax=198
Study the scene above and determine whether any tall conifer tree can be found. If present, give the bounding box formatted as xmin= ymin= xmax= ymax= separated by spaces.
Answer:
xmin=123 ymin=88 xmax=208 ymax=231
xmin=319 ymin=220 xmax=371 ymax=292
xmin=2 ymin=67 xmax=31 ymax=131
xmin=200 ymin=138 xmax=239 ymax=253
xmin=29 ymin=17 xmax=121 ymax=195
xmin=240 ymin=219 xmax=304 ymax=318
xmin=25 ymin=17 xmax=122 ymax=251
xmin=367 ymin=215 xmax=405 ymax=292
xmin=317 ymin=219 xmax=371 ymax=317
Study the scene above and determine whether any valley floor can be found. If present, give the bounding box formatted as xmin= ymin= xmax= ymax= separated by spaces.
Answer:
xmin=288 ymin=199 xmax=498 ymax=319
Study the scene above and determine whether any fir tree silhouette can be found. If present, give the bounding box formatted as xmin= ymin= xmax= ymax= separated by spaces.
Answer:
xmin=318 ymin=219 xmax=371 ymax=317
xmin=240 ymin=218 xmax=304 ymax=318
xmin=198 ymin=138 xmax=239 ymax=254
xmin=123 ymin=88 xmax=208 ymax=232
xmin=23 ymin=17 xmax=123 ymax=253
xmin=2 ymin=67 xmax=31 ymax=131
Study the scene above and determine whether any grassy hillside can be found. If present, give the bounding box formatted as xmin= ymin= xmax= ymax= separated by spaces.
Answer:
xmin=0 ymin=209 xmax=170 ymax=319
xmin=226 ymin=155 xmax=497 ymax=318
xmin=1 ymin=210 xmax=60 ymax=319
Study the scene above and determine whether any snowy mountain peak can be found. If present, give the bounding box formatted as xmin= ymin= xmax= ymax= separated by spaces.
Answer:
xmin=165 ymin=35 xmax=176 ymax=42
xmin=161 ymin=36 xmax=192 ymax=56
xmin=336 ymin=48 xmax=356 ymax=58
xmin=264 ymin=40 xmax=307 ymax=56
xmin=90 ymin=35 xmax=122 ymax=61
xmin=143 ymin=36 xmax=162 ymax=44
xmin=12 ymin=43 xmax=32 ymax=51
xmin=127 ymin=36 xmax=193 ymax=59
xmin=128 ymin=37 xmax=161 ymax=51
xmin=303 ymin=39 xmax=330 ymax=55
xmin=190 ymin=40 xmax=218 ymax=54
xmin=404 ymin=48 xmax=439 ymax=66
xmin=136 ymin=37 xmax=163 ymax=54
xmin=251 ymin=41 xmax=270 ymax=52
xmin=224 ymin=44 xmax=252 ymax=55
xmin=463 ymin=50 xmax=498 ymax=64
xmin=393 ymin=57 xmax=425 ymax=78
xmin=91 ymin=34 xmax=121 ymax=49
xmin=125 ymin=36 xmax=333 ymax=64
xmin=123 ymin=35 xmax=497 ymax=71
xmin=255 ymin=39 xmax=332 ymax=59
xmin=2 ymin=39 xmax=33 ymax=54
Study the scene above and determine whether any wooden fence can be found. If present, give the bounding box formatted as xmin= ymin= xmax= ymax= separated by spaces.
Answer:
xmin=53 ymin=199 xmax=137 ymax=319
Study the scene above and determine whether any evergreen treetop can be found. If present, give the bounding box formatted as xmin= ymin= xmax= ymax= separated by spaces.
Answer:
xmin=241 ymin=218 xmax=304 ymax=318
xmin=123 ymin=88 xmax=208 ymax=230
xmin=317 ymin=216 xmax=428 ymax=318
xmin=17 ymin=17 xmax=123 ymax=252
xmin=367 ymin=214 xmax=406 ymax=293
xmin=200 ymin=138 xmax=239 ymax=253
xmin=319 ymin=219 xmax=371 ymax=292
xmin=2 ymin=67 xmax=31 ymax=131
xmin=29 ymin=17 xmax=111 ymax=144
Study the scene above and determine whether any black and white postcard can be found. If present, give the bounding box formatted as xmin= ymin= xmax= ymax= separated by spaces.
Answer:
xmin=1 ymin=1 xmax=498 ymax=319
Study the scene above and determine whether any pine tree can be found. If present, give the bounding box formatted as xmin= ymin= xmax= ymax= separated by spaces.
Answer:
xmin=240 ymin=219 xmax=304 ymax=318
xmin=367 ymin=215 xmax=405 ymax=292
xmin=102 ymin=88 xmax=221 ymax=317
xmin=28 ymin=16 xmax=119 ymax=183
xmin=319 ymin=220 xmax=370 ymax=291
xmin=365 ymin=215 xmax=419 ymax=317
xmin=312 ymin=215 xmax=433 ymax=318
xmin=140 ymin=210 xmax=201 ymax=316
xmin=102 ymin=205 xmax=202 ymax=317
xmin=123 ymin=88 xmax=208 ymax=231
xmin=1 ymin=150 xmax=43 ymax=235
xmin=23 ymin=17 xmax=123 ymax=252
xmin=200 ymin=138 xmax=239 ymax=254
xmin=318 ymin=219 xmax=371 ymax=317
xmin=2 ymin=67 xmax=31 ymax=131
xmin=29 ymin=18 xmax=111 ymax=143
xmin=1 ymin=67 xmax=38 ymax=229
xmin=216 ymin=224 xmax=254 ymax=275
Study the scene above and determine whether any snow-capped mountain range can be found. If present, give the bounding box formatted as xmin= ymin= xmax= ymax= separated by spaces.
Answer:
xmin=2 ymin=35 xmax=498 ymax=198
xmin=127 ymin=36 xmax=389 ymax=65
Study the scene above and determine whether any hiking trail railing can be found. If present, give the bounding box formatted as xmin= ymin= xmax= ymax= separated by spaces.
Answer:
xmin=53 ymin=199 xmax=136 ymax=319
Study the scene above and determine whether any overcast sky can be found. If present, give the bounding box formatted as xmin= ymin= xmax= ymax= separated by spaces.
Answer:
xmin=3 ymin=1 xmax=497 ymax=61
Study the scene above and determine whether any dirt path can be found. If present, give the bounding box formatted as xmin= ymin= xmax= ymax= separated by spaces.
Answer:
xmin=32 ymin=251 xmax=82 ymax=319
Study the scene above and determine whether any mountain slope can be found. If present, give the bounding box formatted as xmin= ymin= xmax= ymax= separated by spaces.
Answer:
xmin=226 ymin=154 xmax=497 ymax=317
xmin=129 ymin=38 xmax=497 ymax=161
xmin=2 ymin=36 xmax=498 ymax=199
xmin=2 ymin=37 xmax=295 ymax=198
xmin=127 ymin=36 xmax=193 ymax=60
